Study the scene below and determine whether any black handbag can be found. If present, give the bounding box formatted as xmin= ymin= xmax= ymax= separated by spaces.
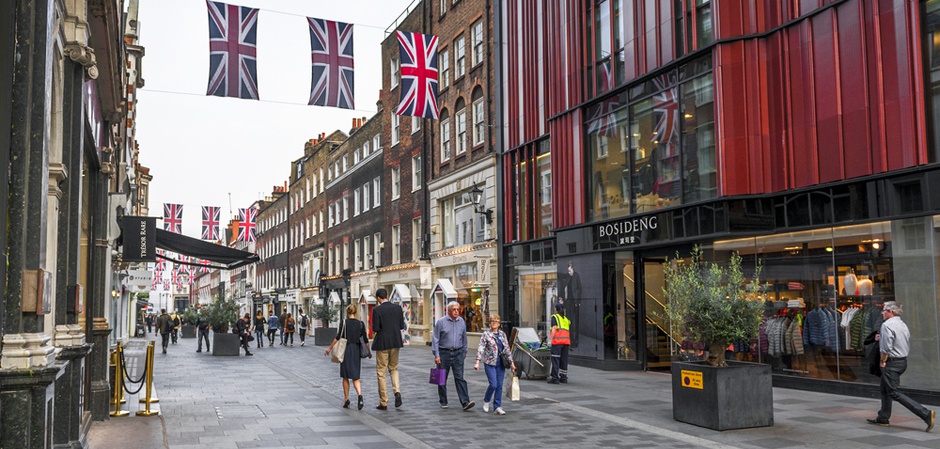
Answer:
xmin=500 ymin=352 xmax=512 ymax=369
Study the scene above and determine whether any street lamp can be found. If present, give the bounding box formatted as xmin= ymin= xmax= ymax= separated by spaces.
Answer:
xmin=470 ymin=183 xmax=493 ymax=224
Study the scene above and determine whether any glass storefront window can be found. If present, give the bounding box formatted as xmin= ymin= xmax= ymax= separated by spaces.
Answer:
xmin=680 ymin=73 xmax=717 ymax=202
xmin=705 ymin=216 xmax=940 ymax=392
xmin=536 ymin=142 xmax=552 ymax=237
xmin=923 ymin=0 xmax=940 ymax=161
xmin=631 ymin=79 xmax=682 ymax=212
xmin=587 ymin=101 xmax=629 ymax=221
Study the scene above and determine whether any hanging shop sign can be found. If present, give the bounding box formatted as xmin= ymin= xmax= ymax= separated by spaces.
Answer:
xmin=122 ymin=216 xmax=157 ymax=262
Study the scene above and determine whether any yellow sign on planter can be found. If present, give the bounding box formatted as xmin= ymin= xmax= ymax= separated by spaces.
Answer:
xmin=680 ymin=370 xmax=703 ymax=389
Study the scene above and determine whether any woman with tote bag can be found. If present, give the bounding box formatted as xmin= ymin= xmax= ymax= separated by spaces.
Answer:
xmin=473 ymin=314 xmax=516 ymax=415
xmin=325 ymin=304 xmax=370 ymax=410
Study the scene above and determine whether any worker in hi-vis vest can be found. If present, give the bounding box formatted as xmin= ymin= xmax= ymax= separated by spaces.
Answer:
xmin=548 ymin=302 xmax=570 ymax=384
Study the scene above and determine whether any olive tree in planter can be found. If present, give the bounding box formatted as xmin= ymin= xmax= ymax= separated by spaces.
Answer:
xmin=312 ymin=301 xmax=340 ymax=346
xmin=204 ymin=295 xmax=241 ymax=356
xmin=179 ymin=308 xmax=199 ymax=339
xmin=664 ymin=246 xmax=772 ymax=431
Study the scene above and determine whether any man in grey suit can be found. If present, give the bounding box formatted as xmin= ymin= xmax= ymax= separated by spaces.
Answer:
xmin=371 ymin=288 xmax=405 ymax=410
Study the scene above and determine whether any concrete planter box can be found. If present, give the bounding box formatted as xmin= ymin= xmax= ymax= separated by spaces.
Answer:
xmin=212 ymin=333 xmax=241 ymax=356
xmin=180 ymin=324 xmax=196 ymax=339
xmin=672 ymin=360 xmax=774 ymax=431
xmin=314 ymin=327 xmax=337 ymax=346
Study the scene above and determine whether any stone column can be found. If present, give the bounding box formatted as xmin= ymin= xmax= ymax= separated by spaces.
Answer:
xmin=88 ymin=171 xmax=112 ymax=421
xmin=1 ymin=1 xmax=62 ymax=448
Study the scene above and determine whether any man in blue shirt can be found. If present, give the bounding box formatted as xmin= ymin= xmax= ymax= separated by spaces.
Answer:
xmin=266 ymin=311 xmax=279 ymax=347
xmin=432 ymin=301 xmax=475 ymax=411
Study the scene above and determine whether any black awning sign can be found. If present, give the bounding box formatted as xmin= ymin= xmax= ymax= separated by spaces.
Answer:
xmin=123 ymin=216 xmax=157 ymax=262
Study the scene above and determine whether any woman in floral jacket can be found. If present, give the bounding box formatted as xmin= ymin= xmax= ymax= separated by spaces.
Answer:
xmin=474 ymin=315 xmax=516 ymax=415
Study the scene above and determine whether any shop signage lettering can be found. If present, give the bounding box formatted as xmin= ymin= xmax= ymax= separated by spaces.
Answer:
xmin=122 ymin=216 xmax=157 ymax=262
xmin=596 ymin=216 xmax=658 ymax=246
xmin=680 ymin=370 xmax=703 ymax=389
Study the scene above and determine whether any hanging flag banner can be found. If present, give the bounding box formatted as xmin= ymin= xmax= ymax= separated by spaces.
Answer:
xmin=308 ymin=17 xmax=354 ymax=109
xmin=163 ymin=203 xmax=183 ymax=233
xmin=202 ymin=205 xmax=221 ymax=240
xmin=396 ymin=30 xmax=439 ymax=119
xmin=238 ymin=207 xmax=257 ymax=242
xmin=206 ymin=0 xmax=260 ymax=100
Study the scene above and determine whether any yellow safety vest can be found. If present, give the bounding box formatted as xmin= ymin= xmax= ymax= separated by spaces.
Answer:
xmin=551 ymin=313 xmax=570 ymax=345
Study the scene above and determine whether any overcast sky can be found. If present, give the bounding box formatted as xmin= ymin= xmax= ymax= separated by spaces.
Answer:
xmin=136 ymin=0 xmax=414 ymax=238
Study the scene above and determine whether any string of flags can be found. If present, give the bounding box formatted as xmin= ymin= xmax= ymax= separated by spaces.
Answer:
xmin=163 ymin=202 xmax=257 ymax=244
xmin=203 ymin=0 xmax=439 ymax=119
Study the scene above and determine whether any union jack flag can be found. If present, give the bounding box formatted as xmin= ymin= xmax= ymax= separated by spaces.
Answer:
xmin=163 ymin=280 xmax=170 ymax=291
xmin=163 ymin=203 xmax=183 ymax=233
xmin=199 ymin=259 xmax=211 ymax=273
xmin=238 ymin=208 xmax=257 ymax=243
xmin=206 ymin=1 xmax=260 ymax=100
xmin=201 ymin=206 xmax=220 ymax=240
xmin=587 ymin=97 xmax=620 ymax=137
xmin=396 ymin=31 xmax=439 ymax=119
xmin=307 ymin=17 xmax=354 ymax=109
xmin=651 ymin=75 xmax=679 ymax=145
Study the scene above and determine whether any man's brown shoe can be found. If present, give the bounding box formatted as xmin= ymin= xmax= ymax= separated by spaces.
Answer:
xmin=926 ymin=410 xmax=935 ymax=432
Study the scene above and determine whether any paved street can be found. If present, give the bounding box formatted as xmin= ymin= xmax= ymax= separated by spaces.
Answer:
xmin=88 ymin=332 xmax=940 ymax=449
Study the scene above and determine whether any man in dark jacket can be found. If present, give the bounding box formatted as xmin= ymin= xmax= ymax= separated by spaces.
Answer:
xmin=371 ymin=288 xmax=405 ymax=410
xmin=155 ymin=309 xmax=171 ymax=354
xmin=234 ymin=313 xmax=253 ymax=356
xmin=278 ymin=310 xmax=288 ymax=346
xmin=196 ymin=313 xmax=211 ymax=353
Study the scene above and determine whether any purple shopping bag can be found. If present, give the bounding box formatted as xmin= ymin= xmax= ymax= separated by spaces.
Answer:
xmin=429 ymin=366 xmax=447 ymax=386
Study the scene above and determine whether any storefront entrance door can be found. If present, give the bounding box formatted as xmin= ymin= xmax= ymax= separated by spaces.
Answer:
xmin=642 ymin=258 xmax=674 ymax=369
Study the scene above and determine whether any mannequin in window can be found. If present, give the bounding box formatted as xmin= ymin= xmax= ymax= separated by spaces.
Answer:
xmin=843 ymin=268 xmax=858 ymax=296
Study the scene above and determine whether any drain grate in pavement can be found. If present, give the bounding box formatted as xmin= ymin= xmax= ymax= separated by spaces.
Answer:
xmin=214 ymin=404 xmax=266 ymax=419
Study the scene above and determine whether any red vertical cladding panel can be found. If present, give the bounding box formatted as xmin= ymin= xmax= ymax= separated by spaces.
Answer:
xmin=787 ymin=23 xmax=820 ymax=189
xmin=571 ymin=110 xmax=585 ymax=224
xmin=743 ymin=40 xmax=768 ymax=193
xmin=623 ymin=0 xmax=637 ymax=81
xmin=715 ymin=43 xmax=751 ymax=196
xmin=716 ymin=0 xmax=745 ymax=40
xmin=837 ymin=0 xmax=873 ymax=179
xmin=569 ymin=0 xmax=584 ymax=107
xmin=811 ymin=10 xmax=844 ymax=184
xmin=503 ymin=152 xmax=515 ymax=242
xmin=507 ymin=0 xmax=518 ymax=149
xmin=909 ymin=0 xmax=929 ymax=165
xmin=877 ymin=0 xmax=917 ymax=170
xmin=763 ymin=34 xmax=790 ymax=192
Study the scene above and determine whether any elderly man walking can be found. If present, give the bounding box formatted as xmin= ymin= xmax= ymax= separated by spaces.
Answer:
xmin=867 ymin=301 xmax=935 ymax=431
xmin=432 ymin=301 xmax=475 ymax=411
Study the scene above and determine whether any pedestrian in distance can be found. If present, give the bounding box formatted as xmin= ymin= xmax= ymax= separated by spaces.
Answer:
xmin=170 ymin=311 xmax=181 ymax=344
xmin=867 ymin=302 xmax=935 ymax=431
xmin=155 ymin=309 xmax=172 ymax=354
xmin=145 ymin=313 xmax=153 ymax=333
xmin=324 ymin=304 xmax=370 ymax=410
xmin=253 ymin=310 xmax=266 ymax=348
xmin=278 ymin=310 xmax=288 ymax=345
xmin=266 ymin=311 xmax=279 ymax=346
xmin=474 ymin=314 xmax=515 ymax=415
xmin=432 ymin=301 xmax=475 ymax=411
xmin=195 ymin=312 xmax=211 ymax=353
xmin=234 ymin=313 xmax=253 ymax=356
xmin=284 ymin=313 xmax=296 ymax=346
xmin=298 ymin=309 xmax=309 ymax=346
xmin=548 ymin=302 xmax=571 ymax=384
xmin=371 ymin=288 xmax=406 ymax=410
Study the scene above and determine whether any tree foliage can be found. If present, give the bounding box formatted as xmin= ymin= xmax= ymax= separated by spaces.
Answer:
xmin=204 ymin=289 xmax=240 ymax=334
xmin=311 ymin=300 xmax=341 ymax=327
xmin=664 ymin=246 xmax=764 ymax=367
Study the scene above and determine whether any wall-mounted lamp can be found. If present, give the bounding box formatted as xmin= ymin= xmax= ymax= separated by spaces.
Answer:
xmin=111 ymin=289 xmax=119 ymax=298
xmin=470 ymin=184 xmax=493 ymax=224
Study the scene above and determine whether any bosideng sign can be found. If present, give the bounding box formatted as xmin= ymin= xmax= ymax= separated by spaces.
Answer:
xmin=595 ymin=216 xmax=658 ymax=247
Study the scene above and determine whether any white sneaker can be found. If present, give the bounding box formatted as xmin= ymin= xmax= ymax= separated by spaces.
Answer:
xmin=495 ymin=407 xmax=506 ymax=415
xmin=483 ymin=402 xmax=490 ymax=413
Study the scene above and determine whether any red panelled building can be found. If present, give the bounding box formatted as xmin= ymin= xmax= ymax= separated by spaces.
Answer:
xmin=500 ymin=0 xmax=940 ymax=401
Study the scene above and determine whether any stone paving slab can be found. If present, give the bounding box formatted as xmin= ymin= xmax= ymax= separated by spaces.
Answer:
xmin=86 ymin=333 xmax=940 ymax=448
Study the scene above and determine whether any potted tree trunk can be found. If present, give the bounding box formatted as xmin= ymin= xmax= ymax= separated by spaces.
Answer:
xmin=312 ymin=301 xmax=339 ymax=346
xmin=204 ymin=295 xmax=241 ymax=356
xmin=664 ymin=246 xmax=772 ymax=431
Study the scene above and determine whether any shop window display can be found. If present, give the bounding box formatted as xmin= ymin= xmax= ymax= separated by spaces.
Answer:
xmin=709 ymin=217 xmax=940 ymax=391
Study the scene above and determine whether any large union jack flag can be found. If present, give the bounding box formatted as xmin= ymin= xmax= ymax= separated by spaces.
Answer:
xmin=238 ymin=208 xmax=257 ymax=243
xmin=651 ymin=75 xmax=679 ymax=145
xmin=307 ymin=17 xmax=354 ymax=109
xmin=201 ymin=206 xmax=221 ymax=240
xmin=206 ymin=1 xmax=260 ymax=100
xmin=396 ymin=31 xmax=439 ymax=119
xmin=163 ymin=203 xmax=183 ymax=233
